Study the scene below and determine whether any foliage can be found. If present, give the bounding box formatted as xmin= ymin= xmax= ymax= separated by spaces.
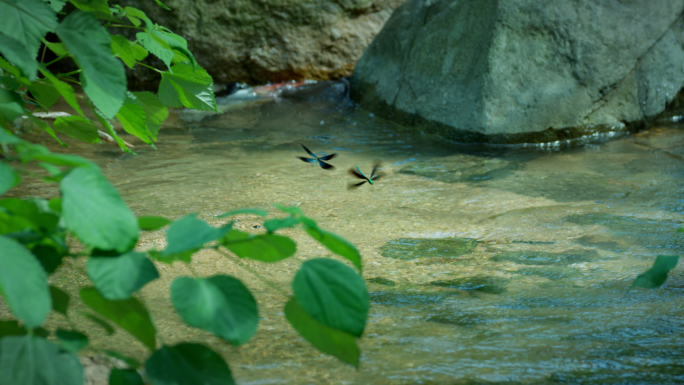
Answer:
xmin=0 ymin=1 xmax=369 ymax=383
xmin=0 ymin=131 xmax=369 ymax=384
xmin=631 ymin=255 xmax=679 ymax=289
xmin=0 ymin=0 xmax=218 ymax=153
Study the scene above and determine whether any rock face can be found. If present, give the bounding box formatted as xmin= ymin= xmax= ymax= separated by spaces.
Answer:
xmin=351 ymin=0 xmax=684 ymax=143
xmin=117 ymin=0 xmax=403 ymax=86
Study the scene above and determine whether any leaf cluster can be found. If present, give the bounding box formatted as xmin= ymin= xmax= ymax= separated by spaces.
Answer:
xmin=0 ymin=0 xmax=218 ymax=152
xmin=0 ymin=131 xmax=369 ymax=384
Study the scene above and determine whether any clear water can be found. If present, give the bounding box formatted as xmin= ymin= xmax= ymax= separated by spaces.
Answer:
xmin=11 ymin=92 xmax=684 ymax=384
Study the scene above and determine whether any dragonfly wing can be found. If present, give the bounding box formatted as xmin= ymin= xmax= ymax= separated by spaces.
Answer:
xmin=297 ymin=157 xmax=316 ymax=164
xmin=319 ymin=160 xmax=335 ymax=170
xmin=371 ymin=172 xmax=385 ymax=181
xmin=347 ymin=181 xmax=367 ymax=190
xmin=319 ymin=153 xmax=337 ymax=161
xmin=300 ymin=144 xmax=317 ymax=158
xmin=348 ymin=168 xmax=366 ymax=180
xmin=370 ymin=161 xmax=383 ymax=179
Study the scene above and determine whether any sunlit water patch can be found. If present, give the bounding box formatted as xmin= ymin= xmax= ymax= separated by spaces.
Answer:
xmin=9 ymin=88 xmax=684 ymax=384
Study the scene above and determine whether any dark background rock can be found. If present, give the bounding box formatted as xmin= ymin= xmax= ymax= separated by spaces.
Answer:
xmin=351 ymin=0 xmax=684 ymax=144
xmin=114 ymin=0 xmax=404 ymax=89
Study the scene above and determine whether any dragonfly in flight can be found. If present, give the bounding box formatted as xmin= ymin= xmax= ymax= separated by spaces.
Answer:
xmin=348 ymin=161 xmax=384 ymax=189
xmin=297 ymin=144 xmax=337 ymax=170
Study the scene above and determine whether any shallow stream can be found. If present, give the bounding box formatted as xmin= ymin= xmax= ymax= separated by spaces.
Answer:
xmin=12 ymin=87 xmax=684 ymax=384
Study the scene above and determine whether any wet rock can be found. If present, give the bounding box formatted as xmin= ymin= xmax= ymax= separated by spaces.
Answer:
xmin=352 ymin=0 xmax=684 ymax=144
xmin=399 ymin=155 xmax=520 ymax=184
xmin=429 ymin=276 xmax=509 ymax=294
xmin=427 ymin=311 xmax=490 ymax=326
xmin=566 ymin=214 xmax=684 ymax=252
xmin=491 ymin=249 xmax=601 ymax=266
xmin=515 ymin=266 xmax=584 ymax=281
xmin=379 ymin=237 xmax=478 ymax=261
xmin=367 ymin=277 xmax=397 ymax=286
xmin=115 ymin=0 xmax=404 ymax=87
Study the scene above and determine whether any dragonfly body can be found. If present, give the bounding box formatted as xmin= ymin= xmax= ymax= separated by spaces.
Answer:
xmin=297 ymin=144 xmax=337 ymax=170
xmin=348 ymin=162 xmax=384 ymax=189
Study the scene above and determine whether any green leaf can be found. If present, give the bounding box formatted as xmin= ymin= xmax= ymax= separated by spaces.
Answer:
xmin=34 ymin=245 xmax=64 ymax=274
xmin=139 ymin=216 xmax=171 ymax=231
xmin=18 ymin=143 xmax=93 ymax=167
xmin=69 ymin=0 xmax=111 ymax=15
xmin=88 ymin=252 xmax=160 ymax=300
xmin=38 ymin=67 xmax=85 ymax=116
xmin=89 ymin=99 xmax=130 ymax=152
xmin=284 ymin=299 xmax=359 ymax=367
xmin=116 ymin=92 xmax=153 ymax=144
xmin=158 ymin=63 xmax=217 ymax=111
xmin=0 ymin=320 xmax=48 ymax=339
xmin=123 ymin=6 xmax=146 ymax=27
xmin=134 ymin=91 xmax=168 ymax=140
xmin=0 ymin=34 xmax=37 ymax=81
xmin=80 ymin=287 xmax=157 ymax=351
xmin=171 ymin=276 xmax=258 ymax=346
xmin=104 ymin=350 xmax=140 ymax=369
xmin=136 ymin=31 xmax=174 ymax=68
xmin=0 ymin=235 xmax=51 ymax=328
xmin=60 ymin=166 xmax=139 ymax=252
xmin=27 ymin=81 xmax=60 ymax=108
xmin=56 ymin=329 xmax=89 ymax=352
xmin=0 ymin=127 xmax=22 ymax=144
xmin=0 ymin=0 xmax=57 ymax=61
xmin=292 ymin=258 xmax=368 ymax=337
xmin=0 ymin=88 xmax=25 ymax=122
xmin=110 ymin=368 xmax=145 ymax=385
xmin=264 ymin=217 xmax=300 ymax=233
xmin=28 ymin=113 xmax=65 ymax=146
xmin=631 ymin=255 xmax=680 ymax=289
xmin=82 ymin=312 xmax=114 ymax=335
xmin=110 ymin=34 xmax=138 ymax=69
xmin=160 ymin=214 xmax=231 ymax=263
xmin=0 ymin=336 xmax=84 ymax=385
xmin=222 ymin=230 xmax=296 ymax=262
xmin=154 ymin=0 xmax=171 ymax=10
xmin=0 ymin=161 xmax=20 ymax=195
xmin=303 ymin=224 xmax=362 ymax=272
xmin=45 ymin=41 xmax=68 ymax=56
xmin=145 ymin=344 xmax=235 ymax=385
xmin=57 ymin=11 xmax=125 ymax=119
xmin=43 ymin=0 xmax=67 ymax=12
xmin=0 ymin=197 xmax=59 ymax=232
xmin=217 ymin=208 xmax=268 ymax=218
xmin=50 ymin=285 xmax=69 ymax=315
xmin=53 ymin=115 xmax=100 ymax=143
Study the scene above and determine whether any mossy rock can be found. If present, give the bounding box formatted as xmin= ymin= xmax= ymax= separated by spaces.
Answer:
xmin=379 ymin=237 xmax=478 ymax=261
xmin=367 ymin=277 xmax=396 ymax=286
xmin=427 ymin=312 xmax=490 ymax=326
xmin=428 ymin=275 xmax=509 ymax=294
xmin=491 ymin=249 xmax=601 ymax=266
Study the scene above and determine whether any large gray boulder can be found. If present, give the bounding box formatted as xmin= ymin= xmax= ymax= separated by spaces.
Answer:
xmin=116 ymin=0 xmax=403 ymax=86
xmin=351 ymin=0 xmax=684 ymax=143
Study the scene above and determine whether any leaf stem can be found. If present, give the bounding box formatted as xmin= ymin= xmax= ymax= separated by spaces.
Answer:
xmin=44 ymin=54 xmax=68 ymax=67
xmin=136 ymin=62 xmax=162 ymax=73
xmin=217 ymin=247 xmax=290 ymax=299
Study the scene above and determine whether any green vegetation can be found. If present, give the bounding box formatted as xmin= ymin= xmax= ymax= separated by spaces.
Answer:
xmin=0 ymin=0 xmax=369 ymax=384
xmin=0 ymin=131 xmax=369 ymax=383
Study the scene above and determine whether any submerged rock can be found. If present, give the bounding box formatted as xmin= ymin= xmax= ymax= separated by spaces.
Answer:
xmin=429 ymin=276 xmax=509 ymax=294
xmin=116 ymin=0 xmax=404 ymax=87
xmin=379 ymin=237 xmax=478 ymax=260
xmin=367 ymin=277 xmax=397 ymax=286
xmin=399 ymin=155 xmax=520 ymax=183
xmin=491 ymin=249 xmax=602 ymax=266
xmin=351 ymin=0 xmax=684 ymax=143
